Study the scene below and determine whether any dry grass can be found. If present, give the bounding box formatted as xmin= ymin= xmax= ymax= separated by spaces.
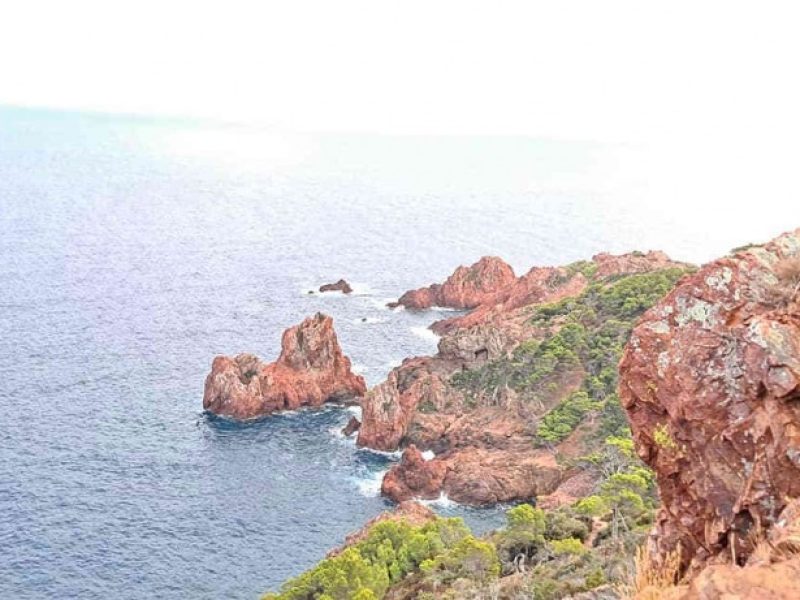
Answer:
xmin=617 ymin=545 xmax=683 ymax=600
xmin=774 ymin=256 xmax=800 ymax=304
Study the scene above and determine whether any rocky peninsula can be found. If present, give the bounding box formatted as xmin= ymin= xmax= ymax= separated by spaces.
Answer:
xmin=359 ymin=251 xmax=690 ymax=505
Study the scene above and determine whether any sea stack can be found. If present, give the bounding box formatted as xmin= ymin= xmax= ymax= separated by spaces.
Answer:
xmin=203 ymin=313 xmax=366 ymax=419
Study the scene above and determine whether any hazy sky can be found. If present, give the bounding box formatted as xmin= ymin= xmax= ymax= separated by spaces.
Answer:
xmin=2 ymin=1 xmax=799 ymax=214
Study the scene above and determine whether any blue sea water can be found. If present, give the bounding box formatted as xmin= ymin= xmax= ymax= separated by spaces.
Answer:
xmin=0 ymin=106 xmax=790 ymax=598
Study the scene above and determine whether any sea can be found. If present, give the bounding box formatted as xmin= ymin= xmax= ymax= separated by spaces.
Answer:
xmin=0 ymin=106 xmax=790 ymax=598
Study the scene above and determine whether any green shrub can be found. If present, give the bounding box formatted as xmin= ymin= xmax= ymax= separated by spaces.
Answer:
xmin=549 ymin=537 xmax=587 ymax=556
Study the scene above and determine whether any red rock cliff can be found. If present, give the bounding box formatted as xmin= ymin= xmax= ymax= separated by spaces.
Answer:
xmin=363 ymin=251 xmax=689 ymax=506
xmin=389 ymin=256 xmax=516 ymax=310
xmin=620 ymin=228 xmax=800 ymax=571
xmin=203 ymin=313 xmax=366 ymax=419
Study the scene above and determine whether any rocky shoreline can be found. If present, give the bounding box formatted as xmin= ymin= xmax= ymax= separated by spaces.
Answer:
xmin=205 ymin=229 xmax=800 ymax=599
xmin=358 ymin=251 xmax=690 ymax=506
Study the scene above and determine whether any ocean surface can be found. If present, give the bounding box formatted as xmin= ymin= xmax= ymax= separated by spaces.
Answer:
xmin=0 ymin=106 xmax=790 ymax=598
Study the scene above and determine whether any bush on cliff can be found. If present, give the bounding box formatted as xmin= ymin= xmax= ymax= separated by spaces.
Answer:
xmin=450 ymin=268 xmax=688 ymax=448
xmin=262 ymin=517 xmax=499 ymax=600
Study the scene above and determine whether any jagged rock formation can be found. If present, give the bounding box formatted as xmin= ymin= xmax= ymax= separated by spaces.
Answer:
xmin=342 ymin=416 xmax=360 ymax=437
xmin=319 ymin=279 xmax=353 ymax=294
xmin=620 ymin=228 xmax=800 ymax=571
xmin=360 ymin=252 xmax=690 ymax=505
xmin=388 ymin=256 xmax=517 ymax=310
xmin=203 ymin=313 xmax=366 ymax=419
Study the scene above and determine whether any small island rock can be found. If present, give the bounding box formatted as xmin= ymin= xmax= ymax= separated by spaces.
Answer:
xmin=203 ymin=313 xmax=366 ymax=419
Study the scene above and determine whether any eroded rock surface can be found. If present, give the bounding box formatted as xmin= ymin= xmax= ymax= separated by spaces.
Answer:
xmin=389 ymin=256 xmax=516 ymax=310
xmin=620 ymin=228 xmax=800 ymax=569
xmin=203 ymin=313 xmax=366 ymax=419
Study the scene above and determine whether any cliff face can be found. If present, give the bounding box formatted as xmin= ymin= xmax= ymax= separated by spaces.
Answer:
xmin=203 ymin=313 xmax=366 ymax=419
xmin=620 ymin=228 xmax=800 ymax=571
xmin=359 ymin=252 xmax=690 ymax=506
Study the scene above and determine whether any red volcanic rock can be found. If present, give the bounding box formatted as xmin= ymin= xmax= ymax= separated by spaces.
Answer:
xmin=342 ymin=416 xmax=360 ymax=437
xmin=327 ymin=500 xmax=436 ymax=557
xmin=675 ymin=558 xmax=800 ymax=600
xmin=203 ymin=313 xmax=366 ymax=419
xmin=356 ymin=357 xmax=461 ymax=451
xmin=433 ymin=251 xmax=689 ymax=334
xmin=619 ymin=228 xmax=800 ymax=569
xmin=382 ymin=445 xmax=563 ymax=506
xmin=319 ymin=279 xmax=353 ymax=294
xmin=592 ymin=250 xmax=678 ymax=278
xmin=359 ymin=250 xmax=687 ymax=507
xmin=389 ymin=256 xmax=516 ymax=310
xmin=382 ymin=445 xmax=447 ymax=501
xmin=432 ymin=266 xmax=588 ymax=334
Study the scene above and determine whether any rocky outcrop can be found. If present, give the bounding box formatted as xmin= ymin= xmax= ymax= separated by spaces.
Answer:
xmin=383 ymin=444 xmax=563 ymax=505
xmin=620 ymin=228 xmax=800 ymax=570
xmin=326 ymin=501 xmax=436 ymax=558
xmin=360 ymin=251 xmax=689 ymax=506
xmin=592 ymin=250 xmax=678 ymax=278
xmin=381 ymin=445 xmax=447 ymax=501
xmin=675 ymin=557 xmax=800 ymax=599
xmin=319 ymin=279 xmax=353 ymax=294
xmin=342 ymin=416 xmax=361 ymax=437
xmin=388 ymin=256 xmax=516 ymax=310
xmin=203 ymin=313 xmax=366 ymax=419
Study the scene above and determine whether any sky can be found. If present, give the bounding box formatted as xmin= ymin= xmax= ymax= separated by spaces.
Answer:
xmin=1 ymin=1 xmax=799 ymax=214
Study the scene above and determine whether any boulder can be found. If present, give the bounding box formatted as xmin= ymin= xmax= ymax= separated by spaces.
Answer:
xmin=319 ymin=279 xmax=353 ymax=294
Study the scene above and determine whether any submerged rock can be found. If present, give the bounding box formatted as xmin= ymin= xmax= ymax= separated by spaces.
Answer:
xmin=319 ymin=279 xmax=353 ymax=294
xmin=620 ymin=227 xmax=800 ymax=570
xmin=203 ymin=313 xmax=366 ymax=419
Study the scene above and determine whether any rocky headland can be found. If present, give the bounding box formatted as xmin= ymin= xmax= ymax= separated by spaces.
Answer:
xmin=203 ymin=312 xmax=366 ymax=419
xmin=263 ymin=229 xmax=800 ymax=600
xmin=359 ymin=251 xmax=691 ymax=506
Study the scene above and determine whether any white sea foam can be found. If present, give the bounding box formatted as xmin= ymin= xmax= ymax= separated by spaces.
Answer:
xmin=355 ymin=469 xmax=388 ymax=497
xmin=410 ymin=326 xmax=440 ymax=344
xmin=346 ymin=405 xmax=363 ymax=420
xmin=419 ymin=492 xmax=455 ymax=508
xmin=421 ymin=450 xmax=435 ymax=461
xmin=351 ymin=363 xmax=368 ymax=375
xmin=357 ymin=446 xmax=403 ymax=460
xmin=368 ymin=297 xmax=396 ymax=310
xmin=351 ymin=316 xmax=386 ymax=325
xmin=347 ymin=282 xmax=374 ymax=296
